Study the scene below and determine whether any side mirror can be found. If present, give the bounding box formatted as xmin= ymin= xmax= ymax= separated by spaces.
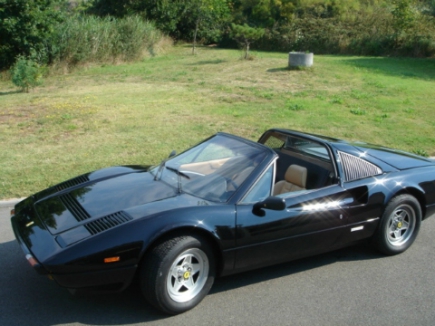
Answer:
xmin=253 ymin=196 xmax=286 ymax=216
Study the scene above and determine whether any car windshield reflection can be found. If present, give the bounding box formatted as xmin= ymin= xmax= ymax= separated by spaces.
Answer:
xmin=152 ymin=134 xmax=267 ymax=202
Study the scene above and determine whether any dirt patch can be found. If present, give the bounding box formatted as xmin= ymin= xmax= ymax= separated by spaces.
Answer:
xmin=0 ymin=100 xmax=99 ymax=137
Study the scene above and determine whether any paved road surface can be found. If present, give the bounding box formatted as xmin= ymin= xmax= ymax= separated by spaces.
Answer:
xmin=1 ymin=202 xmax=435 ymax=326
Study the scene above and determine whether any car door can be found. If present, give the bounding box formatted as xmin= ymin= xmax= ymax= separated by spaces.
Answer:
xmin=234 ymin=165 xmax=353 ymax=271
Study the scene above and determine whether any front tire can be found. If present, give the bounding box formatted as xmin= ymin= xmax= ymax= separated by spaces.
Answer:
xmin=140 ymin=235 xmax=215 ymax=315
xmin=373 ymin=194 xmax=421 ymax=255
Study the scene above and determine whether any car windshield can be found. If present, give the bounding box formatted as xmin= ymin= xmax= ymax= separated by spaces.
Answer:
xmin=150 ymin=134 xmax=268 ymax=202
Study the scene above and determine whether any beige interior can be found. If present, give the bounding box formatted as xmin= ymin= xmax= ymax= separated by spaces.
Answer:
xmin=180 ymin=157 xmax=231 ymax=175
xmin=273 ymin=164 xmax=307 ymax=195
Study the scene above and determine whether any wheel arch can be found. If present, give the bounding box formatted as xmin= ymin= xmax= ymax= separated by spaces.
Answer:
xmin=388 ymin=187 xmax=426 ymax=218
xmin=140 ymin=226 xmax=226 ymax=277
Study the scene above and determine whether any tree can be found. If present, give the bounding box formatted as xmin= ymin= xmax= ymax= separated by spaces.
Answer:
xmin=89 ymin=0 xmax=185 ymax=38
xmin=0 ymin=0 xmax=67 ymax=70
xmin=230 ymin=23 xmax=264 ymax=59
xmin=10 ymin=56 xmax=43 ymax=92
xmin=182 ymin=0 xmax=231 ymax=54
xmin=88 ymin=0 xmax=230 ymax=46
xmin=425 ymin=0 xmax=435 ymax=16
xmin=86 ymin=0 xmax=135 ymax=17
xmin=392 ymin=0 xmax=417 ymax=34
xmin=231 ymin=0 xmax=297 ymax=27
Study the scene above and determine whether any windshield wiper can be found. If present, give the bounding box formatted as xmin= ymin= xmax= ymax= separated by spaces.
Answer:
xmin=166 ymin=166 xmax=190 ymax=194
xmin=153 ymin=150 xmax=177 ymax=181
xmin=166 ymin=166 xmax=191 ymax=180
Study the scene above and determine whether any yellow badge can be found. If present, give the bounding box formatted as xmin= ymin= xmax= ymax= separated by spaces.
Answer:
xmin=183 ymin=271 xmax=190 ymax=279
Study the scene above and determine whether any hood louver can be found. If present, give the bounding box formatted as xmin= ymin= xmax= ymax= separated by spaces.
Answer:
xmin=85 ymin=211 xmax=133 ymax=235
xmin=59 ymin=193 xmax=91 ymax=222
xmin=56 ymin=175 xmax=90 ymax=191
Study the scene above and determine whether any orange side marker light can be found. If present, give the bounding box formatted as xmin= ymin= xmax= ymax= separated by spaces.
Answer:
xmin=104 ymin=256 xmax=120 ymax=263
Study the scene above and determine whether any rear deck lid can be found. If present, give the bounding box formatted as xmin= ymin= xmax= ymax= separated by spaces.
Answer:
xmin=352 ymin=145 xmax=434 ymax=170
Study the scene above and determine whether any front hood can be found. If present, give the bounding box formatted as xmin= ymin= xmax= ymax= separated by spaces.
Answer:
xmin=34 ymin=171 xmax=177 ymax=235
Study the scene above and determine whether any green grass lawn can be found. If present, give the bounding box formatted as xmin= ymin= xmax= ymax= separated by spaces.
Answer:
xmin=1 ymin=45 xmax=435 ymax=199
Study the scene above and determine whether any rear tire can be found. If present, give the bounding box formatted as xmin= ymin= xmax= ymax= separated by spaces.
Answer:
xmin=140 ymin=235 xmax=215 ymax=315
xmin=373 ymin=194 xmax=421 ymax=255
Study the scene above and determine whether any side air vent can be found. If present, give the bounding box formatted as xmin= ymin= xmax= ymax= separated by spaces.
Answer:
xmin=59 ymin=193 xmax=91 ymax=222
xmin=56 ymin=175 xmax=90 ymax=191
xmin=339 ymin=151 xmax=383 ymax=182
xmin=85 ymin=211 xmax=133 ymax=235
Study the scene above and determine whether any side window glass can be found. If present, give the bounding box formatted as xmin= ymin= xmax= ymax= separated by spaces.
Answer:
xmin=242 ymin=165 xmax=274 ymax=203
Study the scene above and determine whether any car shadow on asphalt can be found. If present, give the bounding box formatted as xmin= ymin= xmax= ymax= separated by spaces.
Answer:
xmin=1 ymin=240 xmax=166 ymax=326
xmin=1 ymin=239 xmax=382 ymax=325
xmin=210 ymin=242 xmax=383 ymax=294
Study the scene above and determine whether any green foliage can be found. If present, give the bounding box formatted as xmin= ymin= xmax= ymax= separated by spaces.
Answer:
xmin=287 ymin=103 xmax=305 ymax=111
xmin=421 ymin=0 xmax=435 ymax=16
xmin=10 ymin=56 xmax=44 ymax=92
xmin=392 ymin=0 xmax=417 ymax=34
xmin=253 ymin=5 xmax=435 ymax=57
xmin=412 ymin=148 xmax=429 ymax=157
xmin=86 ymin=0 xmax=132 ymax=17
xmin=350 ymin=108 xmax=367 ymax=115
xmin=85 ymin=0 xmax=435 ymax=58
xmin=2 ymin=0 xmax=435 ymax=74
xmin=181 ymin=0 xmax=231 ymax=54
xmin=49 ymin=15 xmax=163 ymax=67
xmin=230 ymin=23 xmax=265 ymax=59
xmin=0 ymin=0 xmax=67 ymax=70
xmin=232 ymin=0 xmax=297 ymax=27
xmin=231 ymin=0 xmax=364 ymax=26
xmin=88 ymin=0 xmax=231 ymax=43
xmin=67 ymin=0 xmax=94 ymax=13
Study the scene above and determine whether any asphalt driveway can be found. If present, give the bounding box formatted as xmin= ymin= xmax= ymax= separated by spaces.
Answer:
xmin=1 ymin=201 xmax=435 ymax=326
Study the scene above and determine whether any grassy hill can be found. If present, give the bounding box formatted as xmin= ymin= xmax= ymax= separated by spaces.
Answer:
xmin=1 ymin=45 xmax=434 ymax=198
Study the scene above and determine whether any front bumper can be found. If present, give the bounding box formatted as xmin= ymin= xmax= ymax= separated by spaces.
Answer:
xmin=52 ymin=264 xmax=137 ymax=291
xmin=11 ymin=208 xmax=139 ymax=291
xmin=11 ymin=214 xmax=49 ymax=275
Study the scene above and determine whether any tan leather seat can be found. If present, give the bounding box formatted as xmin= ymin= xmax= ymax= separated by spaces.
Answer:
xmin=273 ymin=164 xmax=307 ymax=195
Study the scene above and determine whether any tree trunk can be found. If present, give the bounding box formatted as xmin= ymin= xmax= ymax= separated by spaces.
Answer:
xmin=245 ymin=40 xmax=250 ymax=59
xmin=192 ymin=19 xmax=199 ymax=55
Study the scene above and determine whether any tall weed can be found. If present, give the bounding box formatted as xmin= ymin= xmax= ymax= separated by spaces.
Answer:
xmin=49 ymin=15 xmax=165 ymax=68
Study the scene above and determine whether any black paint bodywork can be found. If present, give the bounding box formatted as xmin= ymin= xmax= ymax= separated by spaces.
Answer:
xmin=11 ymin=129 xmax=435 ymax=292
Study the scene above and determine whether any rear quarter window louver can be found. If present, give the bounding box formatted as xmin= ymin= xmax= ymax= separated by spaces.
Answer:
xmin=85 ymin=211 xmax=133 ymax=235
xmin=57 ymin=175 xmax=90 ymax=191
xmin=338 ymin=151 xmax=383 ymax=182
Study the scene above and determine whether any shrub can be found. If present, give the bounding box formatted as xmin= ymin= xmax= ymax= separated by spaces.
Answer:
xmin=252 ymin=7 xmax=435 ymax=57
xmin=230 ymin=24 xmax=265 ymax=59
xmin=10 ymin=56 xmax=44 ymax=92
xmin=49 ymin=15 xmax=164 ymax=67
xmin=0 ymin=0 xmax=66 ymax=70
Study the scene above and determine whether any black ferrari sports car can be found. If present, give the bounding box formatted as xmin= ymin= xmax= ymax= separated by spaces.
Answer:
xmin=11 ymin=129 xmax=435 ymax=314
